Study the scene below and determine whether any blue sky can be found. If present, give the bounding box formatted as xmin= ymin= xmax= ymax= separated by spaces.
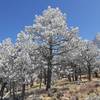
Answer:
xmin=0 ymin=0 xmax=100 ymax=42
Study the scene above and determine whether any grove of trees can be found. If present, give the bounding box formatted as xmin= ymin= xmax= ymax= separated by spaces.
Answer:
xmin=0 ymin=6 xmax=100 ymax=100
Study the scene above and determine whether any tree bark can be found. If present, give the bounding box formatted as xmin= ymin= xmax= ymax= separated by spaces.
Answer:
xmin=43 ymin=69 xmax=47 ymax=85
xmin=68 ymin=74 xmax=71 ymax=82
xmin=0 ymin=82 xmax=7 ymax=100
xmin=94 ymin=72 xmax=98 ymax=78
xmin=21 ymin=83 xmax=25 ymax=100
xmin=39 ymin=69 xmax=43 ymax=89
xmin=88 ymin=66 xmax=91 ymax=81
xmin=30 ymin=79 xmax=33 ymax=88
xmin=79 ymin=68 xmax=82 ymax=81
xmin=72 ymin=74 xmax=74 ymax=81
xmin=75 ymin=68 xmax=78 ymax=81
xmin=46 ymin=65 xmax=52 ymax=91
xmin=12 ymin=81 xmax=15 ymax=100
xmin=46 ymin=38 xmax=53 ymax=91
xmin=9 ymin=81 xmax=12 ymax=98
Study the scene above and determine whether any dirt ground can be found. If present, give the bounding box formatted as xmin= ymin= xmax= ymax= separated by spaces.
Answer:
xmin=25 ymin=77 xmax=100 ymax=100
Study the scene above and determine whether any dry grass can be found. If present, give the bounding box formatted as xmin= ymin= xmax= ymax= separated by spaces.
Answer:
xmin=25 ymin=77 xmax=100 ymax=100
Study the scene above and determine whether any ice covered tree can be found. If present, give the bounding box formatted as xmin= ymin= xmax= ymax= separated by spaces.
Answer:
xmin=59 ymin=37 xmax=85 ymax=81
xmin=0 ymin=38 xmax=16 ymax=100
xmin=15 ymin=31 xmax=38 ymax=100
xmin=24 ymin=6 xmax=81 ymax=90
xmin=78 ymin=40 xmax=98 ymax=81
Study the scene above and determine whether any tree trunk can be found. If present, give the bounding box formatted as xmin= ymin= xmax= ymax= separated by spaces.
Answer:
xmin=75 ymin=67 xmax=78 ymax=81
xmin=79 ymin=68 xmax=82 ymax=81
xmin=44 ymin=69 xmax=47 ymax=85
xmin=0 ymin=82 xmax=7 ymax=100
xmin=30 ymin=79 xmax=33 ymax=88
xmin=39 ymin=69 xmax=43 ymax=89
xmin=88 ymin=66 xmax=91 ymax=81
xmin=46 ymin=65 xmax=52 ymax=91
xmin=68 ymin=74 xmax=71 ymax=82
xmin=94 ymin=72 xmax=98 ymax=78
xmin=21 ymin=83 xmax=25 ymax=100
xmin=9 ymin=81 xmax=12 ymax=98
xmin=73 ymin=66 xmax=78 ymax=81
xmin=12 ymin=81 xmax=15 ymax=100
xmin=72 ymin=74 xmax=74 ymax=81
xmin=46 ymin=38 xmax=53 ymax=91
xmin=79 ymin=74 xmax=82 ymax=81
